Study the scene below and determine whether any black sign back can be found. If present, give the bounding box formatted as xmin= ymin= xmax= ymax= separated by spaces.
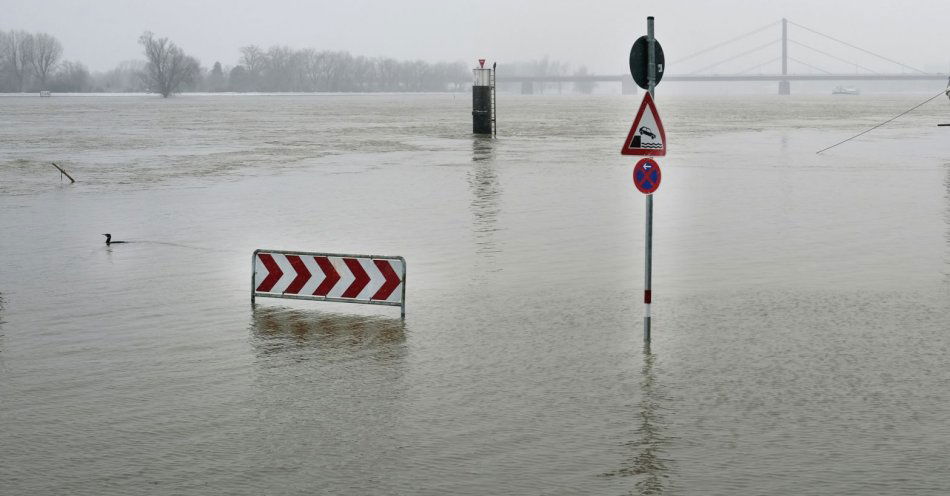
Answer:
xmin=629 ymin=36 xmax=665 ymax=90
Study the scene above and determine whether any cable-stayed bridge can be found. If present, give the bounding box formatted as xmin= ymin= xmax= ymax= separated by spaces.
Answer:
xmin=497 ymin=18 xmax=948 ymax=94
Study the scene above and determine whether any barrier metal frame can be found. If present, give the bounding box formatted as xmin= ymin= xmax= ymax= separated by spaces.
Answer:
xmin=251 ymin=249 xmax=406 ymax=318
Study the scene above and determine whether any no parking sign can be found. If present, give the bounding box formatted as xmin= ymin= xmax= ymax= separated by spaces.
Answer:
xmin=632 ymin=158 xmax=661 ymax=195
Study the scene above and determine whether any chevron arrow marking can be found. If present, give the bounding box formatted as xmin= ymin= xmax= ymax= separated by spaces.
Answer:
xmin=253 ymin=251 xmax=405 ymax=313
xmin=341 ymin=258 xmax=370 ymax=298
xmin=298 ymin=255 xmax=325 ymax=296
xmin=372 ymin=259 xmax=401 ymax=301
xmin=313 ymin=256 xmax=340 ymax=297
xmin=255 ymin=253 xmax=284 ymax=292
xmin=284 ymin=255 xmax=311 ymax=294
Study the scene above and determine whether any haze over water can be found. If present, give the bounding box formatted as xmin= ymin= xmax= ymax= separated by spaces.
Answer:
xmin=1 ymin=92 xmax=949 ymax=494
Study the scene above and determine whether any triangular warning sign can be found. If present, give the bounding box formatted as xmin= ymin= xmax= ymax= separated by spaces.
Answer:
xmin=621 ymin=92 xmax=666 ymax=156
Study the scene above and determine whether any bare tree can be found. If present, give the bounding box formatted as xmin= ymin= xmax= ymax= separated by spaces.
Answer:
xmin=50 ymin=60 xmax=90 ymax=92
xmin=264 ymin=45 xmax=295 ymax=91
xmin=299 ymin=48 xmax=322 ymax=91
xmin=94 ymin=60 xmax=148 ymax=92
xmin=138 ymin=31 xmax=199 ymax=97
xmin=0 ymin=30 xmax=33 ymax=91
xmin=28 ymin=33 xmax=62 ymax=88
xmin=239 ymin=45 xmax=266 ymax=90
xmin=0 ymin=31 xmax=8 ymax=90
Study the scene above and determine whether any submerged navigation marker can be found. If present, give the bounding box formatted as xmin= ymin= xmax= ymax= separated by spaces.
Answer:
xmin=621 ymin=91 xmax=666 ymax=156
xmin=472 ymin=58 xmax=496 ymax=135
xmin=252 ymin=249 xmax=406 ymax=319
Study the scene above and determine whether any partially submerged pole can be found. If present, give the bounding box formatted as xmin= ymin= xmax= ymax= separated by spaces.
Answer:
xmin=492 ymin=62 xmax=497 ymax=136
xmin=644 ymin=17 xmax=655 ymax=342
xmin=51 ymin=162 xmax=75 ymax=183
xmin=472 ymin=58 xmax=495 ymax=135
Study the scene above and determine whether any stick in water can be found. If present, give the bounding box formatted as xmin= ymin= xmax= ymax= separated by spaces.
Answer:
xmin=51 ymin=162 xmax=76 ymax=183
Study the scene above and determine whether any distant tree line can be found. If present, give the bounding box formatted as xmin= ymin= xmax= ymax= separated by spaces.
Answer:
xmin=0 ymin=29 xmax=87 ymax=92
xmin=1 ymin=30 xmax=595 ymax=96
xmin=0 ymin=29 xmax=470 ymax=95
xmin=504 ymin=55 xmax=598 ymax=94
xmin=225 ymin=45 xmax=469 ymax=92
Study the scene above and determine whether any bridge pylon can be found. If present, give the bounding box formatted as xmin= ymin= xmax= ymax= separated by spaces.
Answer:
xmin=780 ymin=17 xmax=790 ymax=95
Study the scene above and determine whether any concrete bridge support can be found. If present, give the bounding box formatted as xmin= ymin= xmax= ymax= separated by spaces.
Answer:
xmin=621 ymin=76 xmax=638 ymax=95
xmin=779 ymin=18 xmax=789 ymax=95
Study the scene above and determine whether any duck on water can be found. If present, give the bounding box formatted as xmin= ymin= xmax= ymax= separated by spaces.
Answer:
xmin=102 ymin=234 xmax=128 ymax=245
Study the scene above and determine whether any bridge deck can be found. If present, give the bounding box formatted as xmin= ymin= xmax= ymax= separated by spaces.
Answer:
xmin=497 ymin=74 xmax=949 ymax=83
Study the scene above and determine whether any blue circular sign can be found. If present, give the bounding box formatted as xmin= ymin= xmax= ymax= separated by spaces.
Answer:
xmin=633 ymin=158 xmax=661 ymax=194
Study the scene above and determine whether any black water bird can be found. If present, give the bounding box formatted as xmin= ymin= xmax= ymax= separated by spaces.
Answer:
xmin=102 ymin=234 xmax=127 ymax=245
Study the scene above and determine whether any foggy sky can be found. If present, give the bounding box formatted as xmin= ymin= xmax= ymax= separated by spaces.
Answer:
xmin=3 ymin=0 xmax=948 ymax=74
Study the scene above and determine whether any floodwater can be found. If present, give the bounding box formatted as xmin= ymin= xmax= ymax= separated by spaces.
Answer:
xmin=1 ymin=92 xmax=949 ymax=495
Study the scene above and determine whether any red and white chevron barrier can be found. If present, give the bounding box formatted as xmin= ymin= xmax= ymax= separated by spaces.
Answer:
xmin=251 ymin=250 xmax=405 ymax=317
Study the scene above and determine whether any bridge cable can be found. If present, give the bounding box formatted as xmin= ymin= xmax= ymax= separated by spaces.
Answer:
xmin=672 ymin=20 xmax=781 ymax=65
xmin=787 ymin=20 xmax=929 ymax=74
xmin=689 ymin=39 xmax=781 ymax=75
xmin=788 ymin=40 xmax=879 ymax=74
xmin=737 ymin=57 xmax=782 ymax=75
xmin=816 ymin=89 xmax=947 ymax=154
xmin=787 ymin=57 xmax=832 ymax=74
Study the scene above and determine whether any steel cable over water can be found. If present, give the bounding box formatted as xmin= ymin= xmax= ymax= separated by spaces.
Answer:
xmin=815 ymin=89 xmax=949 ymax=154
xmin=787 ymin=20 xmax=930 ymax=74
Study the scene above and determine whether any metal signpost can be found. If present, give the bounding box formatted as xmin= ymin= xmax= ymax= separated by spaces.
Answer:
xmin=252 ymin=249 xmax=406 ymax=318
xmin=623 ymin=16 xmax=665 ymax=342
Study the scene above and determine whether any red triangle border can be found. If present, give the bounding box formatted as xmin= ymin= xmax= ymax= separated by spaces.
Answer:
xmin=620 ymin=92 xmax=666 ymax=157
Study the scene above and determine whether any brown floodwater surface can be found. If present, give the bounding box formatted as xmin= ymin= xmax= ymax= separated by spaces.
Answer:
xmin=1 ymin=93 xmax=949 ymax=495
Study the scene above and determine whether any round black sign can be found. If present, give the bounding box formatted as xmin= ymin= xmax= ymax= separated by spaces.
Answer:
xmin=629 ymin=36 xmax=665 ymax=90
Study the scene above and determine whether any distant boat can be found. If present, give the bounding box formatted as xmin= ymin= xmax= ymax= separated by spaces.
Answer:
xmin=39 ymin=91 xmax=51 ymax=97
xmin=832 ymin=86 xmax=860 ymax=95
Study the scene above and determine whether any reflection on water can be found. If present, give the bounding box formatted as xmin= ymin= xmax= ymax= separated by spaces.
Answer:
xmin=245 ymin=305 xmax=409 ymax=494
xmin=469 ymin=137 xmax=502 ymax=263
xmin=945 ymin=163 xmax=950 ymax=284
xmin=0 ymin=292 xmax=4 ymax=355
xmin=603 ymin=343 xmax=671 ymax=495
xmin=471 ymin=135 xmax=495 ymax=163
xmin=249 ymin=306 xmax=406 ymax=361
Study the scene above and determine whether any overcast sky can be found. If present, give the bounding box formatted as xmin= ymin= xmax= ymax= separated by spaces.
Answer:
xmin=3 ymin=0 xmax=948 ymax=74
